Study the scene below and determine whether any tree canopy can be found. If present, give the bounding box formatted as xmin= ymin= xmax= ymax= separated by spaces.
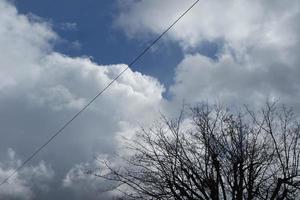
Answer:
xmin=97 ymin=103 xmax=300 ymax=200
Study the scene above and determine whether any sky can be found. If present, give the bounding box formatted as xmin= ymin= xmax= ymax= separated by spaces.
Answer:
xmin=15 ymin=0 xmax=186 ymax=88
xmin=0 ymin=0 xmax=299 ymax=199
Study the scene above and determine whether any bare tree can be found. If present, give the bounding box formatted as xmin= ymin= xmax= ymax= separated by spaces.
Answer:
xmin=95 ymin=103 xmax=300 ymax=200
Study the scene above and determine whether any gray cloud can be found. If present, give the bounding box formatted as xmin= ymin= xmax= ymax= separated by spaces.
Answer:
xmin=62 ymin=156 xmax=123 ymax=200
xmin=0 ymin=149 xmax=54 ymax=200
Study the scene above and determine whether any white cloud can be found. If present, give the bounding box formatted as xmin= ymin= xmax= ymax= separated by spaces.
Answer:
xmin=0 ymin=0 xmax=56 ymax=91
xmin=117 ymin=0 xmax=299 ymax=49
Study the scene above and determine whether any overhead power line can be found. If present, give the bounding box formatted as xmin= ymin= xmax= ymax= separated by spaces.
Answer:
xmin=0 ymin=0 xmax=200 ymax=186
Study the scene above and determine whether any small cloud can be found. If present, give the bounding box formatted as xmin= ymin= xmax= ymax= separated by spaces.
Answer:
xmin=59 ymin=22 xmax=78 ymax=31
xmin=71 ymin=40 xmax=82 ymax=50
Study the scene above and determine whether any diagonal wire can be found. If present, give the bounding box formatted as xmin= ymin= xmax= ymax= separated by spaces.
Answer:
xmin=0 ymin=0 xmax=200 ymax=186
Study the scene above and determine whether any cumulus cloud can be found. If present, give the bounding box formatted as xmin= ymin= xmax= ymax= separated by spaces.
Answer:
xmin=0 ymin=0 xmax=56 ymax=91
xmin=170 ymin=50 xmax=300 ymax=109
xmin=0 ymin=149 xmax=54 ymax=200
xmin=0 ymin=0 xmax=165 ymax=198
